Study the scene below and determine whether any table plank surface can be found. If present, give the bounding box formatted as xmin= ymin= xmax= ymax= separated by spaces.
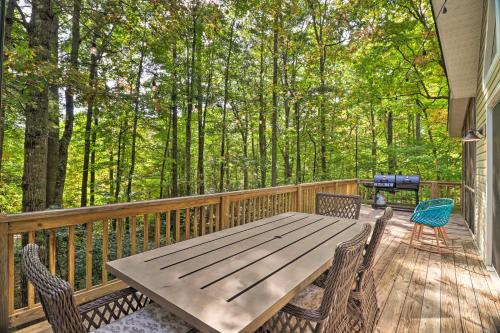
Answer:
xmin=107 ymin=212 xmax=364 ymax=333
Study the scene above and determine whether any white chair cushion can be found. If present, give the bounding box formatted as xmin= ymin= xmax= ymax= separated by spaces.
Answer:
xmin=289 ymin=284 xmax=324 ymax=310
xmin=94 ymin=303 xmax=193 ymax=333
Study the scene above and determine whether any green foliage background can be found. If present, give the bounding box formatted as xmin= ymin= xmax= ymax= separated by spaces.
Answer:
xmin=0 ymin=0 xmax=460 ymax=213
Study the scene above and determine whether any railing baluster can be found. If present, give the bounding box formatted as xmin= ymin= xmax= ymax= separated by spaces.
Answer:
xmin=8 ymin=234 xmax=14 ymax=315
xmin=260 ymin=197 xmax=263 ymax=219
xmin=165 ymin=211 xmax=171 ymax=245
xmin=175 ymin=210 xmax=181 ymax=242
xmin=143 ymin=214 xmax=149 ymax=251
xmin=230 ymin=202 xmax=235 ymax=227
xmin=27 ymin=231 xmax=35 ymax=308
xmin=252 ymin=198 xmax=256 ymax=222
xmin=201 ymin=206 xmax=206 ymax=235
xmin=155 ymin=213 xmax=161 ymax=248
xmin=242 ymin=200 xmax=246 ymax=224
xmin=185 ymin=208 xmax=191 ymax=240
xmin=85 ymin=222 xmax=93 ymax=290
xmin=68 ymin=225 xmax=75 ymax=288
xmin=130 ymin=216 xmax=137 ymax=255
xmin=194 ymin=206 xmax=205 ymax=237
xmin=49 ymin=230 xmax=56 ymax=276
xmin=208 ymin=205 xmax=213 ymax=233
xmin=237 ymin=201 xmax=241 ymax=226
xmin=102 ymin=220 xmax=109 ymax=284
xmin=0 ymin=222 xmax=9 ymax=332
xmin=214 ymin=203 xmax=220 ymax=232
xmin=117 ymin=218 xmax=123 ymax=258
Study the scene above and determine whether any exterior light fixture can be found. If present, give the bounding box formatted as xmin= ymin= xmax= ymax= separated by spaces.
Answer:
xmin=462 ymin=128 xmax=484 ymax=142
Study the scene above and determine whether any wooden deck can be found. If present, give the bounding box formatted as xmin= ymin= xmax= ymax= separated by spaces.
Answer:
xmin=363 ymin=206 xmax=500 ymax=333
xmin=16 ymin=205 xmax=500 ymax=333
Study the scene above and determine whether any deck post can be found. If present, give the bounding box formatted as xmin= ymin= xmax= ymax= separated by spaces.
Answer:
xmin=220 ymin=196 xmax=230 ymax=230
xmin=430 ymin=182 xmax=439 ymax=199
xmin=0 ymin=220 xmax=9 ymax=332
xmin=296 ymin=185 xmax=303 ymax=213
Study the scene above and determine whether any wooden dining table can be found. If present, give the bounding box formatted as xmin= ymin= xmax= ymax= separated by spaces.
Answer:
xmin=107 ymin=211 xmax=365 ymax=333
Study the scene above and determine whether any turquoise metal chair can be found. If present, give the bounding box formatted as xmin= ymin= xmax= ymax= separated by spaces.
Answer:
xmin=409 ymin=198 xmax=454 ymax=252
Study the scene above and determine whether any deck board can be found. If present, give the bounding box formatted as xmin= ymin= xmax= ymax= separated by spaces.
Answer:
xmin=18 ymin=206 xmax=500 ymax=333
xmin=364 ymin=207 xmax=500 ymax=333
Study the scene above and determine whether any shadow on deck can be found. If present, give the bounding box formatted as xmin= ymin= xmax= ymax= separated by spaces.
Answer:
xmin=360 ymin=206 xmax=500 ymax=333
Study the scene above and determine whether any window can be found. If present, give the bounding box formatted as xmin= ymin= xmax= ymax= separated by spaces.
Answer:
xmin=462 ymin=99 xmax=476 ymax=233
xmin=484 ymin=0 xmax=500 ymax=82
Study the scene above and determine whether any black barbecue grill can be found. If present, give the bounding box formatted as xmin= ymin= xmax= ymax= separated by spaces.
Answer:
xmin=364 ymin=173 xmax=420 ymax=210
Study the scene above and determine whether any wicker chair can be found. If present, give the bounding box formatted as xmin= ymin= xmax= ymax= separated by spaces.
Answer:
xmin=315 ymin=193 xmax=362 ymax=220
xmin=347 ymin=207 xmax=393 ymax=333
xmin=22 ymin=244 xmax=195 ymax=333
xmin=260 ymin=224 xmax=371 ymax=333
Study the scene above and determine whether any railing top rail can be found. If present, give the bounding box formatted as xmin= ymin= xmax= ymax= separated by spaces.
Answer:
xmin=0 ymin=181 xmax=359 ymax=231
xmin=297 ymin=179 xmax=358 ymax=188
xmin=0 ymin=184 xmax=305 ymax=223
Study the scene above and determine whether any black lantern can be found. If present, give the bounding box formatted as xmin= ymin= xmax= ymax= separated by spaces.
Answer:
xmin=462 ymin=128 xmax=484 ymax=142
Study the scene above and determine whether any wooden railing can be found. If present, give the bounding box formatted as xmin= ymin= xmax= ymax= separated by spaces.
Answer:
xmin=359 ymin=180 xmax=462 ymax=210
xmin=0 ymin=179 xmax=358 ymax=330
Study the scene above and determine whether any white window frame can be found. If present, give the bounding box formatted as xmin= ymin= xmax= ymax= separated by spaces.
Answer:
xmin=485 ymin=83 xmax=500 ymax=270
xmin=483 ymin=0 xmax=500 ymax=86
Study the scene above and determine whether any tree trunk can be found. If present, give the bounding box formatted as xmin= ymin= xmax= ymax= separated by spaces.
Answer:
xmin=291 ymin=54 xmax=300 ymax=184
xmin=126 ymin=50 xmax=144 ymax=202
xmin=185 ymin=8 xmax=199 ymax=195
xmin=271 ymin=13 xmax=279 ymax=187
xmin=309 ymin=3 xmax=328 ymax=179
xmin=90 ymin=112 xmax=98 ymax=206
xmin=81 ymin=34 xmax=98 ymax=207
xmin=369 ymin=105 xmax=377 ymax=177
xmin=233 ymin=103 xmax=249 ymax=190
xmin=243 ymin=132 xmax=249 ymax=189
xmin=416 ymin=112 xmax=421 ymax=141
xmin=319 ymin=45 xmax=327 ymax=178
xmin=54 ymin=0 xmax=80 ymax=207
xmin=114 ymin=121 xmax=125 ymax=201
xmin=387 ymin=111 xmax=396 ymax=173
xmin=308 ymin=131 xmax=317 ymax=179
xmin=196 ymin=11 xmax=206 ymax=195
xmin=0 ymin=0 xmax=15 ymax=178
xmin=46 ymin=13 xmax=59 ymax=207
xmin=258 ymin=27 xmax=267 ymax=188
xmin=218 ymin=19 xmax=235 ymax=192
xmin=282 ymin=50 xmax=292 ymax=182
xmin=22 ymin=0 xmax=53 ymax=212
xmin=171 ymin=42 xmax=179 ymax=197
xmin=160 ymin=112 xmax=171 ymax=198
xmin=422 ymin=109 xmax=440 ymax=180
xmin=108 ymin=149 xmax=114 ymax=202
xmin=295 ymin=98 xmax=301 ymax=184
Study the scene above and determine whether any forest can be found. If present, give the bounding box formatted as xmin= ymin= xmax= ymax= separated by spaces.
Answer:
xmin=0 ymin=0 xmax=460 ymax=214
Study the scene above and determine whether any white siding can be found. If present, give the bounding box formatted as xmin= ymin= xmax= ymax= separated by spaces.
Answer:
xmin=474 ymin=0 xmax=500 ymax=259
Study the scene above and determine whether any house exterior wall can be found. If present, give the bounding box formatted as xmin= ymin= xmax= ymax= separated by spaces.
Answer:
xmin=474 ymin=0 xmax=500 ymax=261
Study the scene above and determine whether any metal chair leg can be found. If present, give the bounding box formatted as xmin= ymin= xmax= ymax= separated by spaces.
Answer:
xmin=433 ymin=227 xmax=441 ymax=253
xmin=410 ymin=223 xmax=418 ymax=247
xmin=438 ymin=227 xmax=449 ymax=248
xmin=418 ymin=224 xmax=423 ymax=240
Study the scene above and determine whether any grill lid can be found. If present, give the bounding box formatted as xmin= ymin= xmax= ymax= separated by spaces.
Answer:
xmin=395 ymin=175 xmax=420 ymax=189
xmin=373 ymin=174 xmax=396 ymax=188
